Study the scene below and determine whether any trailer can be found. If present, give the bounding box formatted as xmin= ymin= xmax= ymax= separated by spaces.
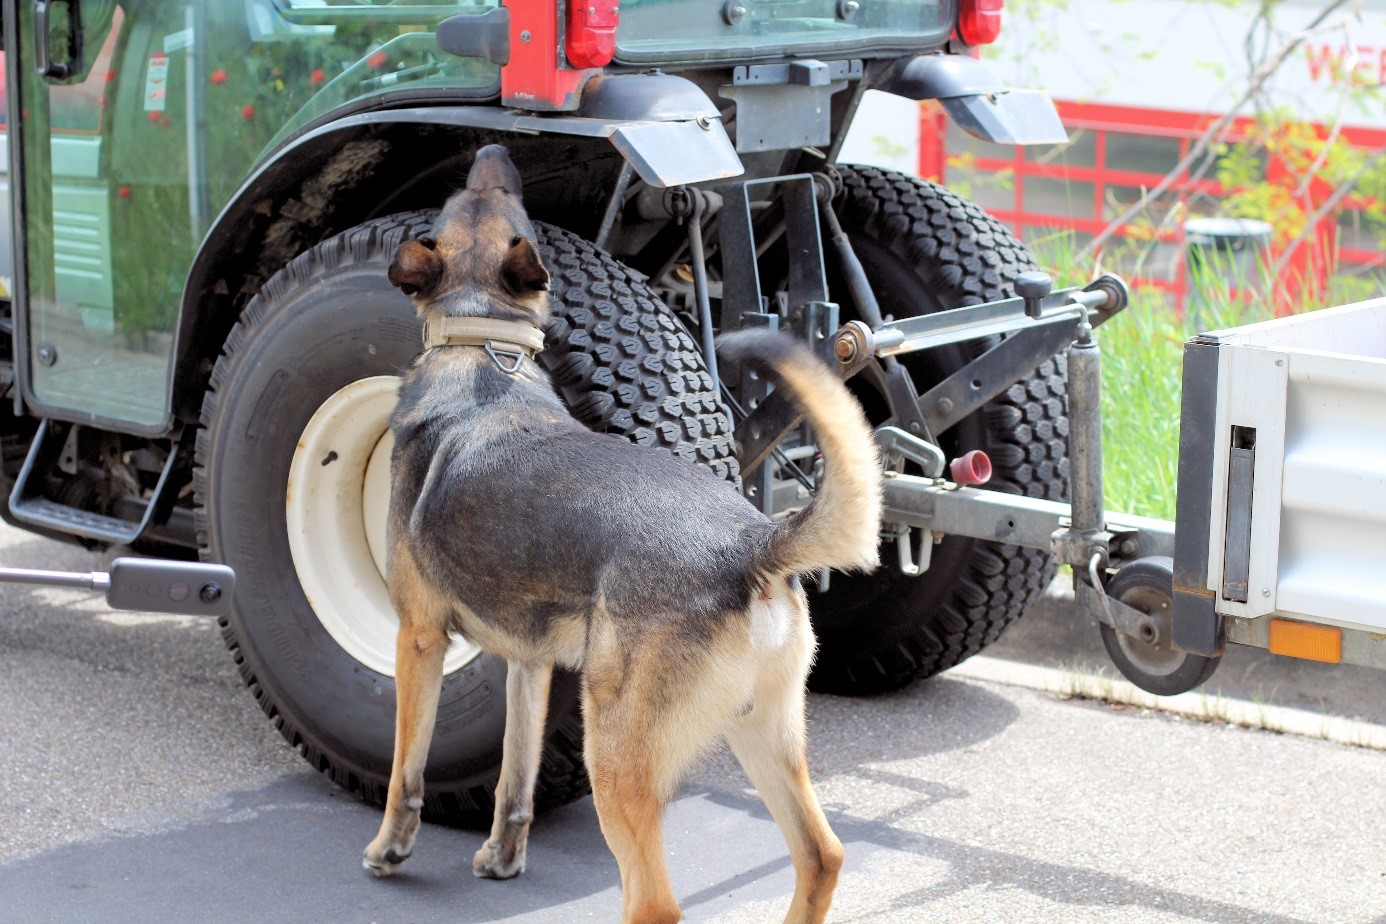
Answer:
xmin=1171 ymin=298 xmax=1386 ymax=674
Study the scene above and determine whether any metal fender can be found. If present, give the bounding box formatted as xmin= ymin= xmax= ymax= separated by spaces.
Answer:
xmin=172 ymin=81 xmax=741 ymax=421
xmin=576 ymin=72 xmax=744 ymax=187
xmin=879 ymin=53 xmax=1069 ymax=146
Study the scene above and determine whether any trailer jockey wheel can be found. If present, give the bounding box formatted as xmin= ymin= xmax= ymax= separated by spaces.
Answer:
xmin=1099 ymin=556 xmax=1221 ymax=696
xmin=195 ymin=212 xmax=737 ymax=824
xmin=807 ymin=167 xmax=1070 ymax=695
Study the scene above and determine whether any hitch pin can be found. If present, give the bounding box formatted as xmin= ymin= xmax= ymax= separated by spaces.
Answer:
xmin=895 ymin=523 xmax=931 ymax=577
xmin=1087 ymin=550 xmax=1113 ymax=625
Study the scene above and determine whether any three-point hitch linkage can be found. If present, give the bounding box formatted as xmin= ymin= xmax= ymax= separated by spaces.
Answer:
xmin=651 ymin=168 xmax=1213 ymax=695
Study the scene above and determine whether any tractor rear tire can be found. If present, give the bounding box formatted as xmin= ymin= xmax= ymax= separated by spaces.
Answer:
xmin=807 ymin=167 xmax=1069 ymax=695
xmin=195 ymin=211 xmax=736 ymax=825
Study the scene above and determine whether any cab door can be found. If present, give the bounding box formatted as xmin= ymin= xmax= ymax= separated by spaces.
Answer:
xmin=8 ymin=0 xmax=172 ymax=432
xmin=6 ymin=1 xmax=502 ymax=436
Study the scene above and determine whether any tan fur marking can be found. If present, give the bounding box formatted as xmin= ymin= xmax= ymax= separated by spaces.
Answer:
xmin=364 ymin=538 xmax=452 ymax=876
xmin=766 ymin=353 xmax=883 ymax=575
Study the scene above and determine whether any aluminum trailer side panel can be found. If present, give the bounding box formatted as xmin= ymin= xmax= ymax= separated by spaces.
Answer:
xmin=1186 ymin=296 xmax=1386 ymax=668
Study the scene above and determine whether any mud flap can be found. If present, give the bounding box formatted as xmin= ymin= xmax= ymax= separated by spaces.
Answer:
xmin=880 ymin=53 xmax=1068 ymax=146
xmin=610 ymin=119 xmax=743 ymax=187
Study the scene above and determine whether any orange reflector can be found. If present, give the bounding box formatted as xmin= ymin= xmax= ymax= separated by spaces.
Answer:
xmin=1268 ymin=619 xmax=1342 ymax=663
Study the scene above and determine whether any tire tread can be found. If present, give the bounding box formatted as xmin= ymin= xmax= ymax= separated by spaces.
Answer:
xmin=810 ymin=167 xmax=1068 ymax=694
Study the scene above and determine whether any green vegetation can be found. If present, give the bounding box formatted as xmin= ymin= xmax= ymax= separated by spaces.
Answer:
xmin=1028 ymin=230 xmax=1280 ymax=520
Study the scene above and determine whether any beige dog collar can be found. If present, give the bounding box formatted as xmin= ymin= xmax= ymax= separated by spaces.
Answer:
xmin=423 ymin=316 xmax=546 ymax=355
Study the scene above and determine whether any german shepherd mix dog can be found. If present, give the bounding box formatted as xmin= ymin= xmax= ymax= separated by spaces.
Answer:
xmin=364 ymin=144 xmax=883 ymax=924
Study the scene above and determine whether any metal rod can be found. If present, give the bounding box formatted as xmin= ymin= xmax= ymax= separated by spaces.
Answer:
xmin=684 ymin=192 xmax=720 ymax=389
xmin=1067 ymin=320 xmax=1105 ymax=538
xmin=594 ymin=159 xmax=635 ymax=251
xmin=816 ymin=186 xmax=885 ymax=329
xmin=0 ymin=566 xmax=107 ymax=591
xmin=881 ymin=476 xmax=1175 ymax=559
xmin=876 ymin=299 xmax=1087 ymax=356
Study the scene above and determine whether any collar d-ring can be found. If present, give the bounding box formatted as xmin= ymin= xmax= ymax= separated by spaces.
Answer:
xmin=484 ymin=341 xmax=525 ymax=374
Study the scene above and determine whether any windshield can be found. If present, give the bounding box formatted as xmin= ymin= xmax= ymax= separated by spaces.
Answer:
xmin=617 ymin=0 xmax=952 ymax=64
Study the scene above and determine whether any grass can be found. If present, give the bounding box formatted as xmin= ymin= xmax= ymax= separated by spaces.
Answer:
xmin=1026 ymin=230 xmax=1285 ymax=521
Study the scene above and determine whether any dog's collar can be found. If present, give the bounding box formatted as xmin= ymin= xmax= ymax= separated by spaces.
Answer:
xmin=422 ymin=316 xmax=546 ymax=373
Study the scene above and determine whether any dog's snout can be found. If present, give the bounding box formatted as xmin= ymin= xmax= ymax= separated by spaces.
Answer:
xmin=466 ymin=144 xmax=524 ymax=195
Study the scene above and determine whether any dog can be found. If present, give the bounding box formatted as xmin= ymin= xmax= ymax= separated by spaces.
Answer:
xmin=363 ymin=144 xmax=883 ymax=924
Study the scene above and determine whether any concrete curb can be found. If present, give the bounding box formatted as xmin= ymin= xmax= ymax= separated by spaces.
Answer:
xmin=950 ymin=654 xmax=1386 ymax=752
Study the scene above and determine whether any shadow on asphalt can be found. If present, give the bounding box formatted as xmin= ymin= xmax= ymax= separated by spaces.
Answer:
xmin=699 ymin=785 xmax=1318 ymax=924
xmin=993 ymin=581 xmax=1386 ymax=726
xmin=0 ymin=677 xmax=1308 ymax=924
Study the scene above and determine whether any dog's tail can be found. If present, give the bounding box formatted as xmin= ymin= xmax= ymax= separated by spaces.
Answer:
xmin=717 ymin=330 xmax=883 ymax=579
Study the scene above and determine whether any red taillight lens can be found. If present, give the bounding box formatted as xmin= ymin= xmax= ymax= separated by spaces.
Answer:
xmin=958 ymin=0 xmax=1003 ymax=45
xmin=566 ymin=1 xmax=620 ymax=69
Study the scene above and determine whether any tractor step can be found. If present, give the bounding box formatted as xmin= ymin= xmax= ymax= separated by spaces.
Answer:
xmin=7 ymin=421 xmax=181 ymax=545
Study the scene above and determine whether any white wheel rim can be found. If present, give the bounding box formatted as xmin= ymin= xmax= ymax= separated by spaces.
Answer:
xmin=286 ymin=375 xmax=479 ymax=678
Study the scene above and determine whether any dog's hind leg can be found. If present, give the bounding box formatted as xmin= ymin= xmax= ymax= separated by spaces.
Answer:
xmin=726 ymin=600 xmax=843 ymax=924
xmin=581 ymin=629 xmax=689 ymax=924
xmin=364 ymin=544 xmax=452 ymax=876
xmin=585 ymin=708 xmax=682 ymax=924
xmin=474 ymin=660 xmax=553 ymax=880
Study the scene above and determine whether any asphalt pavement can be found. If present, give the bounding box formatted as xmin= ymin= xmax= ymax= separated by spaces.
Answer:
xmin=2 ymin=523 xmax=1385 ymax=923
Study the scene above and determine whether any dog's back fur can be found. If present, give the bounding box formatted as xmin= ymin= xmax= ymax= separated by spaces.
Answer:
xmin=389 ymin=332 xmax=880 ymax=668
xmin=365 ymin=144 xmax=883 ymax=924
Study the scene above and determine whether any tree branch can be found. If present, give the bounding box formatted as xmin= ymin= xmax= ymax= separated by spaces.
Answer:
xmin=1267 ymin=145 xmax=1386 ymax=284
xmin=1077 ymin=0 xmax=1362 ymax=259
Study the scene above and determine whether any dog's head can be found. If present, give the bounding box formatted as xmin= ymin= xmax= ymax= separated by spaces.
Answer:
xmin=388 ymin=145 xmax=550 ymax=324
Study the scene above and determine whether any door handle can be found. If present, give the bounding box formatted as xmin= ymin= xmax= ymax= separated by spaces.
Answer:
xmin=35 ymin=0 xmax=83 ymax=81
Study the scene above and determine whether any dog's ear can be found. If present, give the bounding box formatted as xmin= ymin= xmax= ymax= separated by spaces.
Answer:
xmin=500 ymin=235 xmax=550 ymax=295
xmin=388 ymin=239 xmax=443 ymax=297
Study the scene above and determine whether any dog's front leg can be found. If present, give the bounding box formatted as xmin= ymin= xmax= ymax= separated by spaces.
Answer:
xmin=474 ymin=660 xmax=553 ymax=879
xmin=363 ymin=614 xmax=450 ymax=876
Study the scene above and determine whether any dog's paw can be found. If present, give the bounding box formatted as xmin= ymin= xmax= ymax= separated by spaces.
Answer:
xmin=473 ymin=838 xmax=526 ymax=880
xmin=363 ymin=842 xmax=412 ymax=877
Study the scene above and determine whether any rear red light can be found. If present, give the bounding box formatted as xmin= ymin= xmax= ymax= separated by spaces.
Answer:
xmin=566 ymin=1 xmax=620 ymax=69
xmin=958 ymin=0 xmax=1003 ymax=45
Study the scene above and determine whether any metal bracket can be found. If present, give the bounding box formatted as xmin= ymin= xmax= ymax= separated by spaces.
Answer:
xmin=1051 ymin=525 xmax=1113 ymax=569
xmin=719 ymin=61 xmax=862 ymax=153
xmin=916 ymin=317 xmax=1081 ymax=436
xmin=719 ymin=174 xmax=829 ymax=340
xmin=733 ymin=321 xmax=875 ymax=476
xmin=732 ymin=60 xmax=865 ymax=86
xmin=8 ymin=422 xmax=184 ymax=546
xmin=880 ymin=363 xmax=933 ymax=442
xmin=1077 ymin=574 xmax=1167 ymax=646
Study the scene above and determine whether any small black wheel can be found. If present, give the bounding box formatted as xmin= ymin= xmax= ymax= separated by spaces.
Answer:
xmin=195 ymin=211 xmax=736 ymax=825
xmin=807 ymin=167 xmax=1069 ymax=695
xmin=1098 ymin=556 xmax=1221 ymax=696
